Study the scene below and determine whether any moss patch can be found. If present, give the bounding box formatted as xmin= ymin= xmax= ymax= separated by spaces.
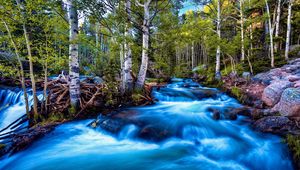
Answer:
xmin=286 ymin=135 xmax=300 ymax=159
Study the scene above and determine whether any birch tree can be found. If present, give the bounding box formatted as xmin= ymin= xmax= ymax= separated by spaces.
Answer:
xmin=265 ymin=0 xmax=275 ymax=67
xmin=285 ymin=0 xmax=294 ymax=60
xmin=123 ymin=0 xmax=134 ymax=93
xmin=215 ymin=0 xmax=221 ymax=80
xmin=135 ymin=0 xmax=152 ymax=89
xmin=67 ymin=0 xmax=80 ymax=109
xmin=274 ymin=0 xmax=281 ymax=52
xmin=240 ymin=0 xmax=245 ymax=61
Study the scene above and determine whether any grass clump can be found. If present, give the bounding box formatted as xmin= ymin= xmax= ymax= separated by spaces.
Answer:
xmin=285 ymin=135 xmax=300 ymax=159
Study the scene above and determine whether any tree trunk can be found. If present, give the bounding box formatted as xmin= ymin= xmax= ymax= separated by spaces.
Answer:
xmin=274 ymin=0 xmax=281 ymax=52
xmin=124 ymin=0 xmax=133 ymax=93
xmin=23 ymin=23 xmax=39 ymax=118
xmin=95 ymin=22 xmax=99 ymax=65
xmin=248 ymin=0 xmax=253 ymax=57
xmin=16 ymin=0 xmax=38 ymax=118
xmin=240 ymin=0 xmax=245 ymax=61
xmin=136 ymin=0 xmax=151 ymax=89
xmin=265 ymin=0 xmax=275 ymax=67
xmin=215 ymin=0 xmax=221 ymax=80
xmin=2 ymin=20 xmax=30 ymax=117
xmin=285 ymin=0 xmax=293 ymax=60
xmin=192 ymin=41 xmax=195 ymax=68
xmin=43 ymin=34 xmax=49 ymax=114
xmin=68 ymin=0 xmax=80 ymax=109
xmin=120 ymin=43 xmax=125 ymax=93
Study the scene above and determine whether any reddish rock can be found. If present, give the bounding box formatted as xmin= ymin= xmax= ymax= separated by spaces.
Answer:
xmin=275 ymin=88 xmax=300 ymax=118
xmin=262 ymin=80 xmax=293 ymax=107
xmin=287 ymin=75 xmax=300 ymax=82
xmin=294 ymin=81 xmax=300 ymax=88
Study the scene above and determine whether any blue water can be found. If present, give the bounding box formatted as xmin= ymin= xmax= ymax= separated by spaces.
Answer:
xmin=0 ymin=79 xmax=293 ymax=170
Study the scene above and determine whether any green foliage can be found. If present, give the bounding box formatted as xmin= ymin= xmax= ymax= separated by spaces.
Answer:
xmin=285 ymin=135 xmax=300 ymax=159
xmin=173 ymin=63 xmax=192 ymax=78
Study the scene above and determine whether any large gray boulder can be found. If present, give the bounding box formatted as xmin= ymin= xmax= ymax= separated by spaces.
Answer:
xmin=252 ymin=68 xmax=289 ymax=85
xmin=261 ymin=80 xmax=293 ymax=107
xmin=275 ymin=88 xmax=300 ymax=117
xmin=253 ymin=116 xmax=293 ymax=135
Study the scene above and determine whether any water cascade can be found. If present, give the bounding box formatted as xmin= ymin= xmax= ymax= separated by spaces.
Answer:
xmin=0 ymin=79 xmax=293 ymax=170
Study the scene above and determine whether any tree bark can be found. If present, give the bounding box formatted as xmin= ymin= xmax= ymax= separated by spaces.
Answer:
xmin=67 ymin=0 xmax=80 ymax=109
xmin=265 ymin=0 xmax=275 ymax=67
xmin=274 ymin=0 xmax=281 ymax=52
xmin=124 ymin=0 xmax=133 ymax=93
xmin=136 ymin=0 xmax=151 ymax=89
xmin=2 ymin=20 xmax=30 ymax=117
xmin=240 ymin=0 xmax=245 ymax=61
xmin=285 ymin=0 xmax=293 ymax=60
xmin=192 ymin=41 xmax=195 ymax=68
xmin=23 ymin=23 xmax=39 ymax=117
xmin=215 ymin=0 xmax=221 ymax=80
xmin=16 ymin=0 xmax=38 ymax=118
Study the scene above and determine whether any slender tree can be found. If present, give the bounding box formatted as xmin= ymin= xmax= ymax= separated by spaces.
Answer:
xmin=2 ymin=20 xmax=30 ymax=117
xmin=285 ymin=0 xmax=293 ymax=60
xmin=135 ymin=0 xmax=152 ymax=89
xmin=265 ymin=0 xmax=275 ymax=67
xmin=16 ymin=0 xmax=39 ymax=117
xmin=124 ymin=0 xmax=134 ymax=93
xmin=274 ymin=0 xmax=281 ymax=52
xmin=215 ymin=0 xmax=221 ymax=80
xmin=67 ymin=0 xmax=80 ymax=109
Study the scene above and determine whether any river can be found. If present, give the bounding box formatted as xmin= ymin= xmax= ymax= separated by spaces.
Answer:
xmin=0 ymin=79 xmax=293 ymax=170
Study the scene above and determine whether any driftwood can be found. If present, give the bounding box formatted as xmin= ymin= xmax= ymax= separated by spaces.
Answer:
xmin=42 ymin=75 xmax=154 ymax=118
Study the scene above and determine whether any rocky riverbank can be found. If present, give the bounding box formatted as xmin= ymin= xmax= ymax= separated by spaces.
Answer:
xmin=210 ymin=58 xmax=300 ymax=168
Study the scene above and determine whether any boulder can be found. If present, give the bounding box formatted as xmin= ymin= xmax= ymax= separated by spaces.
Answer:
xmin=251 ymin=109 xmax=278 ymax=120
xmin=138 ymin=125 xmax=171 ymax=141
xmin=262 ymin=80 xmax=293 ymax=107
xmin=253 ymin=116 xmax=293 ymax=135
xmin=226 ymin=107 xmax=251 ymax=117
xmin=275 ymin=88 xmax=300 ymax=117
xmin=253 ymin=68 xmax=290 ymax=85
xmin=192 ymin=88 xmax=219 ymax=99
xmin=294 ymin=81 xmax=300 ymax=88
xmin=286 ymin=75 xmax=300 ymax=82
xmin=242 ymin=72 xmax=251 ymax=80
xmin=208 ymin=107 xmax=238 ymax=120
xmin=208 ymin=108 xmax=221 ymax=120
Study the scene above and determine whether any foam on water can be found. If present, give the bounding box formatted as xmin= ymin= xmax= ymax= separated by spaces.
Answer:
xmin=0 ymin=88 xmax=43 ymax=131
xmin=0 ymin=79 xmax=294 ymax=170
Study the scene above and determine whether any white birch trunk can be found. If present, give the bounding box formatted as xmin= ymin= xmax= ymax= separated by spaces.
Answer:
xmin=124 ymin=0 xmax=133 ymax=92
xmin=136 ymin=0 xmax=151 ymax=89
xmin=67 ymin=0 xmax=80 ymax=108
xmin=285 ymin=0 xmax=293 ymax=60
xmin=274 ymin=0 xmax=281 ymax=52
xmin=240 ymin=0 xmax=245 ymax=61
xmin=265 ymin=0 xmax=275 ymax=67
xmin=215 ymin=0 xmax=221 ymax=80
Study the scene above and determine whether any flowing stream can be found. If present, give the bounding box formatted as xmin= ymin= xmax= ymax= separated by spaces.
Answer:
xmin=0 ymin=79 xmax=294 ymax=170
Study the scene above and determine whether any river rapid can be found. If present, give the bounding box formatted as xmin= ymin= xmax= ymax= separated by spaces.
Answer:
xmin=0 ymin=79 xmax=294 ymax=170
